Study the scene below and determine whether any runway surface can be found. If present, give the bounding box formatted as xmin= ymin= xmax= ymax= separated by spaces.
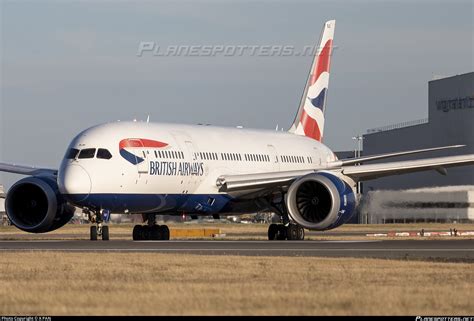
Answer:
xmin=0 ymin=239 xmax=472 ymax=260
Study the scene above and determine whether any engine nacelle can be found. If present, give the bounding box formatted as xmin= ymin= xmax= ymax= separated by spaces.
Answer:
xmin=5 ymin=176 xmax=75 ymax=233
xmin=286 ymin=172 xmax=357 ymax=230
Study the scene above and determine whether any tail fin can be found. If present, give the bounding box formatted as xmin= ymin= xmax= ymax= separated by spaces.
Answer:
xmin=289 ymin=20 xmax=335 ymax=142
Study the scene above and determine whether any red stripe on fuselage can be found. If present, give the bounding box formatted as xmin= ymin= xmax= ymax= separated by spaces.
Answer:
xmin=300 ymin=110 xmax=322 ymax=141
xmin=119 ymin=138 xmax=168 ymax=149
xmin=309 ymin=39 xmax=333 ymax=86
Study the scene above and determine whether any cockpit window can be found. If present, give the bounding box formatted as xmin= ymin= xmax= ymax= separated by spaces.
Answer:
xmin=97 ymin=148 xmax=112 ymax=160
xmin=65 ymin=148 xmax=80 ymax=159
xmin=78 ymin=148 xmax=96 ymax=159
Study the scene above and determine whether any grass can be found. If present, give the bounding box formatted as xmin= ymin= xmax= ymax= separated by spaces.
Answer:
xmin=0 ymin=252 xmax=472 ymax=316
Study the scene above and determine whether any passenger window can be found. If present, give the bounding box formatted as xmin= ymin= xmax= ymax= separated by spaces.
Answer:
xmin=78 ymin=148 xmax=96 ymax=159
xmin=97 ymin=148 xmax=112 ymax=160
xmin=65 ymin=148 xmax=80 ymax=159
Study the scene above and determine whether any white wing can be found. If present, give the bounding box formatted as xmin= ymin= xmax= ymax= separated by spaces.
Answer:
xmin=341 ymin=154 xmax=474 ymax=180
xmin=218 ymin=154 xmax=474 ymax=193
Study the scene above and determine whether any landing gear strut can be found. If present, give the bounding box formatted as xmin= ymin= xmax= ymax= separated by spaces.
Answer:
xmin=133 ymin=214 xmax=170 ymax=241
xmin=87 ymin=209 xmax=110 ymax=241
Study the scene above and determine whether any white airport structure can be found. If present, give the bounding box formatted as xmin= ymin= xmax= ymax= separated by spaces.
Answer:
xmin=360 ymin=186 xmax=474 ymax=224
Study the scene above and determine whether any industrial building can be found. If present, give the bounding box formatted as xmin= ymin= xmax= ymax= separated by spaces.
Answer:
xmin=363 ymin=72 xmax=473 ymax=190
xmin=359 ymin=72 xmax=474 ymax=223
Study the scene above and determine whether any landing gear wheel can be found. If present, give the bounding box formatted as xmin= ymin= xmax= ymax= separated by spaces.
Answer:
xmin=160 ymin=225 xmax=170 ymax=240
xmin=297 ymin=226 xmax=305 ymax=240
xmin=133 ymin=224 xmax=170 ymax=240
xmin=133 ymin=225 xmax=143 ymax=241
xmin=150 ymin=226 xmax=162 ymax=240
xmin=102 ymin=226 xmax=109 ymax=241
xmin=141 ymin=226 xmax=151 ymax=240
xmin=287 ymin=224 xmax=299 ymax=240
xmin=268 ymin=224 xmax=278 ymax=240
xmin=90 ymin=226 xmax=98 ymax=241
xmin=276 ymin=225 xmax=287 ymax=240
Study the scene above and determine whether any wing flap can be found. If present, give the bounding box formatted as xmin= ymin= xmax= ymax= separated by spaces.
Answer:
xmin=217 ymin=169 xmax=318 ymax=192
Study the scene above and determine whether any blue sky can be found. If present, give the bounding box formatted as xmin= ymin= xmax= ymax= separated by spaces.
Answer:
xmin=1 ymin=0 xmax=473 ymax=186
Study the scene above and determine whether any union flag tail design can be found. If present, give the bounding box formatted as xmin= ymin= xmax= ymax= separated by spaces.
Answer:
xmin=289 ymin=20 xmax=335 ymax=142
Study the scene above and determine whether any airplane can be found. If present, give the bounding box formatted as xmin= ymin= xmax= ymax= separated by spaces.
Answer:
xmin=1 ymin=20 xmax=473 ymax=241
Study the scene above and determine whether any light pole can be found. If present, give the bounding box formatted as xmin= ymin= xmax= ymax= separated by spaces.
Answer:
xmin=352 ymin=135 xmax=365 ymax=223
xmin=351 ymin=135 xmax=364 ymax=160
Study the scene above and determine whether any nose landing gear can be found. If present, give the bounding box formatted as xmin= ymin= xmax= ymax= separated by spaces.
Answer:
xmin=132 ymin=214 xmax=170 ymax=241
xmin=86 ymin=209 xmax=110 ymax=241
xmin=90 ymin=224 xmax=109 ymax=241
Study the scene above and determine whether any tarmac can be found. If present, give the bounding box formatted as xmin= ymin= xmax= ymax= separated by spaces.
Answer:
xmin=0 ymin=239 xmax=472 ymax=261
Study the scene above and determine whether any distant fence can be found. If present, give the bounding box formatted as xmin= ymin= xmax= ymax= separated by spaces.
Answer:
xmin=366 ymin=118 xmax=429 ymax=134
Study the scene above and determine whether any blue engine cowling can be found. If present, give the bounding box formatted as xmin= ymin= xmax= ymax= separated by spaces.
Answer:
xmin=5 ymin=176 xmax=75 ymax=233
xmin=286 ymin=171 xmax=357 ymax=230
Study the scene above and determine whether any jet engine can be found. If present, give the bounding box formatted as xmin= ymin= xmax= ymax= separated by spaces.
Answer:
xmin=5 ymin=176 xmax=75 ymax=233
xmin=286 ymin=172 xmax=357 ymax=230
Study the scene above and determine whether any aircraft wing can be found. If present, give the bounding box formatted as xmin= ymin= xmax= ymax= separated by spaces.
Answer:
xmin=341 ymin=154 xmax=474 ymax=180
xmin=331 ymin=144 xmax=465 ymax=166
xmin=0 ymin=162 xmax=57 ymax=177
xmin=217 ymin=154 xmax=474 ymax=192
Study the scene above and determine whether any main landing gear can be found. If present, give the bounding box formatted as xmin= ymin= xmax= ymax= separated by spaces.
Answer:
xmin=268 ymin=223 xmax=305 ymax=240
xmin=266 ymin=195 xmax=305 ymax=240
xmin=133 ymin=214 xmax=170 ymax=241
xmin=87 ymin=209 xmax=110 ymax=241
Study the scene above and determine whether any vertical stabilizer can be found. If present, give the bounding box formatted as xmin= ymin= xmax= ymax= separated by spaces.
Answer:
xmin=289 ymin=20 xmax=335 ymax=142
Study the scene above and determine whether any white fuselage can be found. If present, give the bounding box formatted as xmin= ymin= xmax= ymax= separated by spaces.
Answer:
xmin=58 ymin=121 xmax=336 ymax=215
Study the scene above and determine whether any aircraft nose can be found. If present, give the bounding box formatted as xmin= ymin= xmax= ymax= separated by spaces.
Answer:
xmin=59 ymin=164 xmax=91 ymax=202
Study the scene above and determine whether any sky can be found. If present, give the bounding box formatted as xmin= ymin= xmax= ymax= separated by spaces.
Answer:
xmin=1 ymin=0 xmax=473 ymax=187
